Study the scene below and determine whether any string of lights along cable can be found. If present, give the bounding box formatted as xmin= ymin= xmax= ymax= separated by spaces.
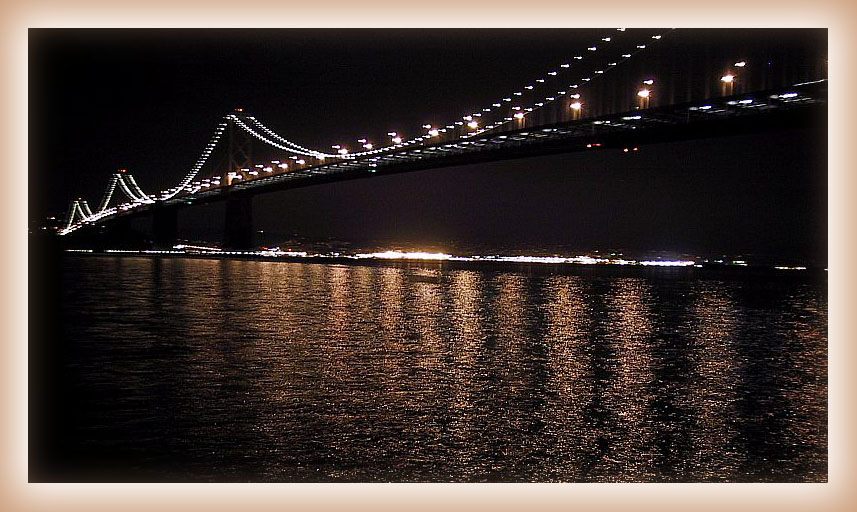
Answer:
xmin=60 ymin=28 xmax=824 ymax=235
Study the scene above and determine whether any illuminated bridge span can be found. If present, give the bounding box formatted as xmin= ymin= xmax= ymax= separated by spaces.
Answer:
xmin=60 ymin=28 xmax=827 ymax=249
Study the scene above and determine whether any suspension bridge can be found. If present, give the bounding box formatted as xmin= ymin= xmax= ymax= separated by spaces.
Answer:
xmin=58 ymin=28 xmax=827 ymax=249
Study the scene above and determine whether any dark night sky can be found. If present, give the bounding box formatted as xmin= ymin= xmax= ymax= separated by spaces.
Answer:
xmin=29 ymin=29 xmax=827 ymax=262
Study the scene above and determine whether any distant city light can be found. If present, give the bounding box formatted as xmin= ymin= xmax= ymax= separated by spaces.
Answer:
xmin=640 ymin=260 xmax=695 ymax=267
xmin=356 ymin=251 xmax=452 ymax=261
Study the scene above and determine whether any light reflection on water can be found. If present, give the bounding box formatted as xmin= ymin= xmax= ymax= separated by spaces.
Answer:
xmin=58 ymin=256 xmax=827 ymax=482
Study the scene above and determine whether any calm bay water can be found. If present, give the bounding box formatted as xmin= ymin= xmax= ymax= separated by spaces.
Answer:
xmin=47 ymin=255 xmax=827 ymax=482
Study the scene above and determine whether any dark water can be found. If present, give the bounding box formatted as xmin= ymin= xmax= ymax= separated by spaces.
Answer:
xmin=38 ymin=256 xmax=827 ymax=482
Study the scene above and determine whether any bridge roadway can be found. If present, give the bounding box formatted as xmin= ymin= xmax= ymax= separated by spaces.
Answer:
xmin=68 ymin=81 xmax=826 ymax=248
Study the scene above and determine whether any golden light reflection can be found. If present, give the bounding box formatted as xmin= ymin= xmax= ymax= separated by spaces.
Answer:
xmin=684 ymin=282 xmax=743 ymax=480
xmin=445 ymin=270 xmax=484 ymax=474
xmin=777 ymin=288 xmax=828 ymax=481
xmin=62 ymin=257 xmax=827 ymax=482
xmin=603 ymin=278 xmax=656 ymax=480
xmin=542 ymin=275 xmax=593 ymax=481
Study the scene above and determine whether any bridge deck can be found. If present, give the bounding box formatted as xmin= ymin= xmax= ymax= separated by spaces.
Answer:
xmin=69 ymin=81 xmax=826 ymax=233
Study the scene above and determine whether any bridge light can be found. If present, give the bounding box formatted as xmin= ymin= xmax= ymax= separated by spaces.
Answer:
xmin=643 ymin=79 xmax=654 ymax=85
xmin=296 ymin=159 xmax=306 ymax=165
xmin=428 ymin=128 xmax=440 ymax=137
xmin=387 ymin=132 xmax=397 ymax=136
xmin=570 ymin=101 xmax=582 ymax=110
xmin=331 ymin=144 xmax=341 ymax=149
xmin=467 ymin=120 xmax=479 ymax=129
xmin=513 ymin=112 xmax=525 ymax=119
xmin=734 ymin=61 xmax=746 ymax=67
xmin=278 ymin=163 xmax=288 ymax=169
xmin=392 ymin=136 xmax=402 ymax=144
xmin=337 ymin=148 xmax=349 ymax=155
xmin=463 ymin=115 xmax=473 ymax=121
xmin=721 ymin=74 xmax=735 ymax=83
xmin=363 ymin=143 xmax=373 ymax=149
xmin=357 ymin=138 xmax=367 ymax=143
xmin=637 ymin=88 xmax=650 ymax=98
xmin=263 ymin=167 xmax=273 ymax=172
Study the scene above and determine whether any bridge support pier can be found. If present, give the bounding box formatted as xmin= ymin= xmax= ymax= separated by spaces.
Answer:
xmin=152 ymin=205 xmax=179 ymax=249
xmin=223 ymin=193 xmax=255 ymax=250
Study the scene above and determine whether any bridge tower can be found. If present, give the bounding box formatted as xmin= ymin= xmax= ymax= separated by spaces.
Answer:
xmin=223 ymin=192 xmax=254 ymax=250
xmin=151 ymin=203 xmax=179 ymax=249
xmin=223 ymin=109 xmax=256 ymax=250
xmin=227 ymin=109 xmax=254 ymax=181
